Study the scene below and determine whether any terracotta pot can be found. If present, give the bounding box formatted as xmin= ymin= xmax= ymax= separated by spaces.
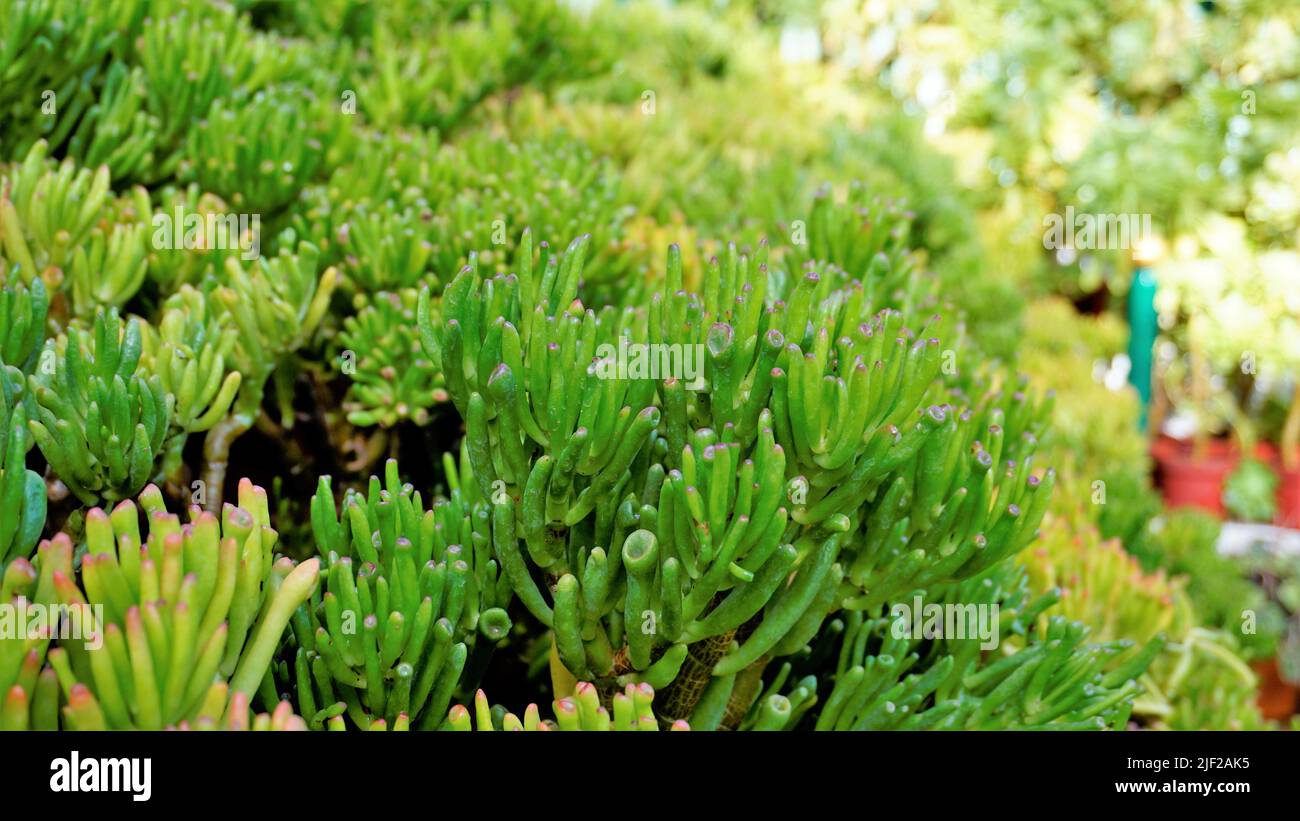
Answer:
xmin=1278 ymin=463 xmax=1300 ymax=529
xmin=1251 ymin=658 xmax=1299 ymax=721
xmin=1150 ymin=435 xmax=1237 ymax=516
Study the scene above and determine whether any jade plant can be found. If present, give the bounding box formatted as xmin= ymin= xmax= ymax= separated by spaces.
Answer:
xmin=0 ymin=365 xmax=45 ymax=565
xmin=203 ymin=243 xmax=337 ymax=505
xmin=813 ymin=573 xmax=1147 ymax=731
xmin=0 ymin=140 xmax=111 ymax=288
xmin=288 ymin=456 xmax=511 ymax=730
xmin=413 ymin=228 xmax=1090 ymax=729
xmin=0 ymin=277 xmax=49 ymax=373
xmin=0 ymin=0 xmax=1207 ymax=737
xmin=140 ymin=285 xmax=243 ymax=484
xmin=731 ymin=661 xmax=820 ymax=731
xmin=59 ymin=61 xmax=158 ymax=183
xmin=338 ymin=288 xmax=445 ymax=428
xmin=135 ymin=5 xmax=302 ymax=174
xmin=169 ymin=686 xmax=308 ymax=732
xmin=146 ymin=184 xmax=249 ymax=294
xmin=35 ymin=480 xmax=319 ymax=730
xmin=181 ymin=87 xmax=337 ymax=215
xmin=27 ymin=309 xmax=172 ymax=506
xmin=0 ymin=532 xmax=74 ymax=731
xmin=299 ymin=133 xmax=634 ymax=296
xmin=447 ymin=680 xmax=687 ymax=731
xmin=3 ymin=0 xmax=149 ymax=169
xmin=63 ymin=186 xmax=150 ymax=318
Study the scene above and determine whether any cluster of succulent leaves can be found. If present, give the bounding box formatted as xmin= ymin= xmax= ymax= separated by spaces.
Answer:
xmin=384 ymin=212 xmax=1159 ymax=732
xmin=447 ymin=681 xmax=687 ymax=732
xmin=1 ymin=479 xmax=317 ymax=731
xmin=0 ymin=0 xmax=1190 ymax=733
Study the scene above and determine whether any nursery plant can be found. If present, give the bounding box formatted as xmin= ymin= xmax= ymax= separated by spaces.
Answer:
xmin=1152 ymin=228 xmax=1300 ymax=521
xmin=1236 ymin=547 xmax=1300 ymax=689
xmin=1149 ymin=509 xmax=1284 ymax=663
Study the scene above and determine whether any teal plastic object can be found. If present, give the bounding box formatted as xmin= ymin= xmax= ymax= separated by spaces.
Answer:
xmin=1127 ymin=266 xmax=1158 ymax=431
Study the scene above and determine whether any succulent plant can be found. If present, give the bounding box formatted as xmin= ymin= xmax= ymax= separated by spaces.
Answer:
xmin=0 ymin=0 xmax=1228 ymax=741
xmin=64 ymin=190 xmax=150 ymax=318
xmin=0 ymin=651 xmax=61 ymax=731
xmin=168 ymin=685 xmax=307 ymax=732
xmin=778 ymin=184 xmax=925 ymax=313
xmin=1025 ymin=512 xmax=1184 ymax=654
xmin=146 ymin=184 xmax=247 ymax=295
xmin=447 ymin=680 xmax=687 ymax=731
xmin=1147 ymin=509 xmax=1284 ymax=661
xmin=0 ymin=277 xmax=49 ymax=373
xmin=203 ymin=242 xmax=337 ymax=505
xmin=32 ymin=480 xmax=319 ymax=730
xmin=61 ymin=61 xmax=158 ymax=182
xmin=0 ymin=365 xmax=45 ymax=565
xmin=1223 ymin=457 xmax=1280 ymax=523
xmin=1144 ymin=628 xmax=1267 ymax=731
xmin=732 ymin=661 xmax=820 ymax=731
xmin=411 ymin=226 xmax=1074 ymax=730
xmin=338 ymin=288 xmax=445 ymax=428
xmin=820 ymin=601 xmax=1145 ymax=730
xmin=181 ymin=86 xmax=336 ymax=216
xmin=0 ymin=529 xmax=74 ymax=730
xmin=27 ymin=309 xmax=172 ymax=506
xmin=356 ymin=0 xmax=609 ymax=135
xmin=135 ymin=4 xmax=303 ymax=173
xmin=0 ymin=140 xmax=110 ymax=287
xmin=0 ymin=0 xmax=145 ymax=163
xmin=140 ymin=285 xmax=242 ymax=483
xmin=290 ymin=456 xmax=510 ymax=730
xmin=1021 ymin=508 xmax=1270 ymax=728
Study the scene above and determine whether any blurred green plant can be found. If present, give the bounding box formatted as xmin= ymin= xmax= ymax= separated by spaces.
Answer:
xmin=1148 ymin=509 xmax=1283 ymax=661
xmin=1223 ymin=457 xmax=1280 ymax=523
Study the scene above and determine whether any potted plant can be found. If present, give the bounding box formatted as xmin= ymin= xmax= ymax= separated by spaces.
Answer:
xmin=1152 ymin=221 xmax=1294 ymax=519
xmin=1252 ymin=250 xmax=1300 ymax=526
xmin=1236 ymin=546 xmax=1300 ymax=719
xmin=1274 ymin=382 xmax=1300 ymax=527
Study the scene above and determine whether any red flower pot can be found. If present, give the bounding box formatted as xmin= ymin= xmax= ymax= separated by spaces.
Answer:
xmin=1150 ymin=435 xmax=1238 ymax=516
xmin=1252 ymin=658 xmax=1299 ymax=721
xmin=1278 ymin=462 xmax=1300 ymax=529
xmin=1245 ymin=443 xmax=1300 ymax=529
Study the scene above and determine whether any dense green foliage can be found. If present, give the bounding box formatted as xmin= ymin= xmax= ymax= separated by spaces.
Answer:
xmin=1 ymin=0 xmax=1285 ymax=733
